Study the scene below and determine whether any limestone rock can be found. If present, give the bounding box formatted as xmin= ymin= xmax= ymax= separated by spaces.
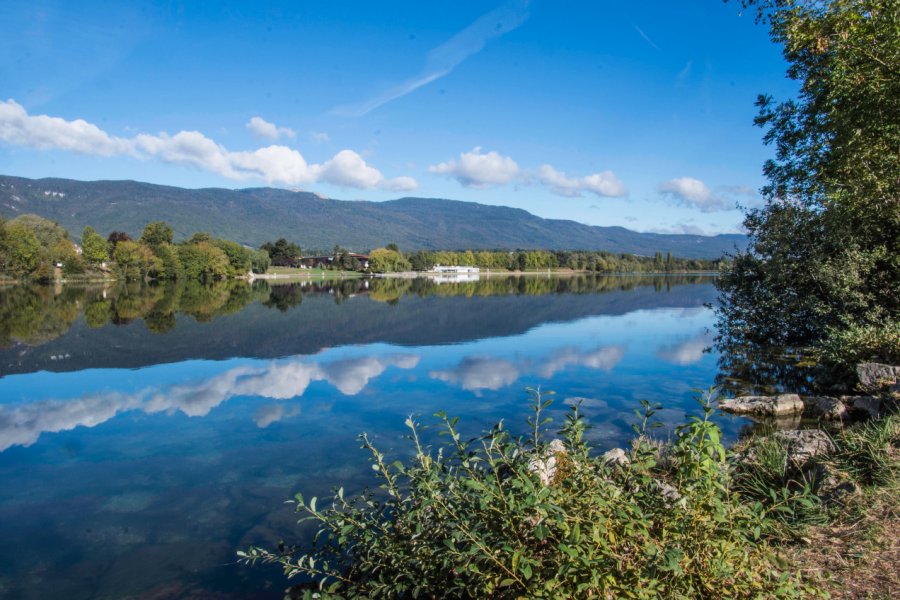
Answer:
xmin=719 ymin=394 xmax=804 ymax=416
xmin=775 ymin=429 xmax=835 ymax=466
xmin=600 ymin=447 xmax=630 ymax=467
xmin=802 ymin=396 xmax=848 ymax=420
xmin=528 ymin=438 xmax=566 ymax=486
xmin=846 ymin=395 xmax=881 ymax=419
xmin=856 ymin=363 xmax=900 ymax=388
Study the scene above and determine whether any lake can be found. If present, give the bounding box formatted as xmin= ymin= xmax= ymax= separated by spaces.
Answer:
xmin=0 ymin=275 xmax=749 ymax=599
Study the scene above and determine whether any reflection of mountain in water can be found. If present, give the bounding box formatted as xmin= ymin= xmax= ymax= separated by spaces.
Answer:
xmin=0 ymin=275 xmax=717 ymax=375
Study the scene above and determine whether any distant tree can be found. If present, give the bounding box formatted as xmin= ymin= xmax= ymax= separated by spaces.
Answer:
xmin=151 ymin=243 xmax=184 ymax=280
xmin=261 ymin=238 xmax=302 ymax=267
xmin=177 ymin=242 xmax=230 ymax=281
xmin=0 ymin=224 xmax=43 ymax=277
xmin=51 ymin=240 xmax=84 ymax=274
xmin=107 ymin=231 xmax=132 ymax=250
xmin=113 ymin=240 xmax=159 ymax=280
xmin=369 ymin=247 xmax=411 ymax=273
xmin=81 ymin=226 xmax=110 ymax=265
xmin=250 ymin=248 xmax=271 ymax=274
xmin=386 ymin=242 xmax=400 ymax=252
xmin=213 ymin=239 xmax=252 ymax=275
xmin=140 ymin=221 xmax=175 ymax=248
xmin=8 ymin=214 xmax=68 ymax=248
xmin=187 ymin=232 xmax=214 ymax=245
xmin=408 ymin=250 xmax=435 ymax=272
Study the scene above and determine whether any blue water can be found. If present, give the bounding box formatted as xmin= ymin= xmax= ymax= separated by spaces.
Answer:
xmin=0 ymin=276 xmax=747 ymax=598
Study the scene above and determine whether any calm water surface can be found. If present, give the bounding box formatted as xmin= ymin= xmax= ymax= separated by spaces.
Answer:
xmin=0 ymin=275 xmax=748 ymax=599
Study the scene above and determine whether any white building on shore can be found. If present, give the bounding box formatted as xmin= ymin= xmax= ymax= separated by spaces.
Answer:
xmin=431 ymin=265 xmax=480 ymax=274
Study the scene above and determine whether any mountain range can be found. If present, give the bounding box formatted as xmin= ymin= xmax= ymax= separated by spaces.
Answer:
xmin=0 ymin=175 xmax=746 ymax=258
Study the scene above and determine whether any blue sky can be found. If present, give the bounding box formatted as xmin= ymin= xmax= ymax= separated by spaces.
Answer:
xmin=0 ymin=0 xmax=794 ymax=235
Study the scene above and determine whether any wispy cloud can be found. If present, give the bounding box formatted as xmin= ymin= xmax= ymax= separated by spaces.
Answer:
xmin=332 ymin=0 xmax=530 ymax=116
xmin=632 ymin=23 xmax=659 ymax=50
xmin=677 ymin=60 xmax=693 ymax=85
xmin=0 ymin=99 xmax=417 ymax=191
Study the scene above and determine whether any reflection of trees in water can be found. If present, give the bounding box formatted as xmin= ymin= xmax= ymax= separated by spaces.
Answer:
xmin=0 ymin=280 xmax=263 ymax=344
xmin=0 ymin=285 xmax=81 ymax=346
xmin=368 ymin=274 xmax=714 ymax=303
xmin=715 ymin=343 xmax=823 ymax=397
xmin=0 ymin=275 xmax=717 ymax=347
xmin=262 ymin=283 xmax=304 ymax=312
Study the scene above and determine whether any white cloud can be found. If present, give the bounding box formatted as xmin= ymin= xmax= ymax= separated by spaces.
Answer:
xmin=320 ymin=149 xmax=385 ymax=189
xmin=430 ymin=356 xmax=520 ymax=391
xmin=536 ymin=345 xmax=625 ymax=378
xmin=537 ymin=164 xmax=627 ymax=198
xmin=656 ymin=331 xmax=714 ymax=366
xmin=428 ymin=147 xmax=520 ymax=188
xmin=246 ymin=116 xmax=296 ymax=140
xmin=657 ymin=177 xmax=729 ymax=212
xmin=0 ymin=99 xmax=416 ymax=191
xmin=384 ymin=176 xmax=419 ymax=192
xmin=649 ymin=223 xmax=710 ymax=236
xmin=0 ymin=98 xmax=133 ymax=156
xmin=332 ymin=0 xmax=530 ymax=116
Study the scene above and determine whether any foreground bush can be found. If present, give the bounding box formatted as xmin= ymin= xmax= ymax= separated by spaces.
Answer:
xmin=240 ymin=392 xmax=812 ymax=598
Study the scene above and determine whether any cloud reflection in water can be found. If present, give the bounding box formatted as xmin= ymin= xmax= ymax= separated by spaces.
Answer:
xmin=0 ymin=353 xmax=420 ymax=451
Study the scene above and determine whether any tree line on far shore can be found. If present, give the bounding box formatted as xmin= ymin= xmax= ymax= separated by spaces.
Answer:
xmin=0 ymin=214 xmax=723 ymax=282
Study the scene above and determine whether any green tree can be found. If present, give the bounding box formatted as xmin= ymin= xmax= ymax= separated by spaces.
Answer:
xmin=369 ymin=247 xmax=411 ymax=273
xmin=718 ymin=0 xmax=900 ymax=379
xmin=177 ymin=242 xmax=230 ymax=281
xmin=250 ymin=248 xmax=271 ymax=274
xmin=260 ymin=238 xmax=302 ymax=267
xmin=139 ymin=221 xmax=174 ymax=248
xmin=113 ymin=240 xmax=159 ymax=281
xmin=151 ymin=242 xmax=184 ymax=280
xmin=8 ymin=214 xmax=69 ymax=248
xmin=213 ymin=239 xmax=252 ymax=275
xmin=1 ymin=224 xmax=44 ymax=278
xmin=81 ymin=226 xmax=110 ymax=265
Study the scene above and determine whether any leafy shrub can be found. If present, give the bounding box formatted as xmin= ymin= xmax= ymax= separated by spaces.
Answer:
xmin=819 ymin=320 xmax=900 ymax=378
xmin=240 ymin=391 xmax=812 ymax=598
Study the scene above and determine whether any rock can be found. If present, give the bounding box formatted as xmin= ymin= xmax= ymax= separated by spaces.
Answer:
xmin=527 ymin=438 xmax=566 ymax=486
xmin=775 ymin=429 xmax=835 ymax=466
xmin=846 ymin=395 xmax=881 ymax=419
xmin=600 ymin=447 xmax=630 ymax=467
xmin=802 ymin=396 xmax=848 ymax=420
xmin=719 ymin=394 xmax=804 ymax=416
xmin=655 ymin=480 xmax=681 ymax=502
xmin=856 ymin=363 xmax=900 ymax=388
